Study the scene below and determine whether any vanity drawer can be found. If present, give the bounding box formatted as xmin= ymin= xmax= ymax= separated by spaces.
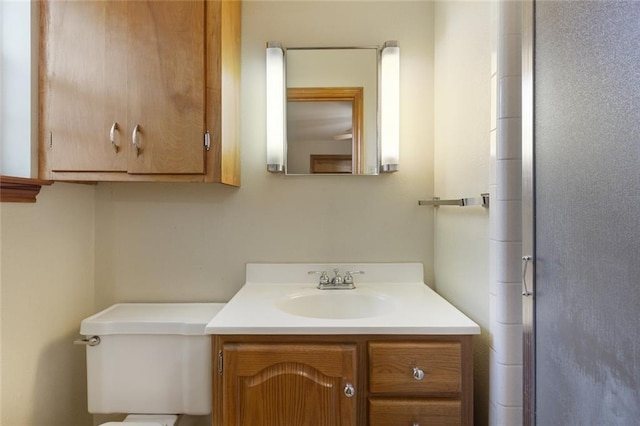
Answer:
xmin=368 ymin=398 xmax=461 ymax=426
xmin=369 ymin=341 xmax=461 ymax=394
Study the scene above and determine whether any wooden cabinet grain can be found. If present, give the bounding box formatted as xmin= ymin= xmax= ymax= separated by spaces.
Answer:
xmin=39 ymin=0 xmax=240 ymax=184
xmin=221 ymin=343 xmax=357 ymax=426
xmin=368 ymin=398 xmax=462 ymax=426
xmin=368 ymin=341 xmax=470 ymax=426
xmin=212 ymin=335 xmax=473 ymax=426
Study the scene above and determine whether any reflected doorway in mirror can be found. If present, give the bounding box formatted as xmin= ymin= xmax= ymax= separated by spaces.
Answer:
xmin=287 ymin=87 xmax=363 ymax=174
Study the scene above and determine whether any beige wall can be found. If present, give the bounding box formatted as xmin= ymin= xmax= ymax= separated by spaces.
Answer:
xmin=434 ymin=1 xmax=491 ymax=424
xmin=0 ymin=1 xmax=498 ymax=424
xmin=94 ymin=1 xmax=436 ymax=309
xmin=0 ymin=183 xmax=95 ymax=425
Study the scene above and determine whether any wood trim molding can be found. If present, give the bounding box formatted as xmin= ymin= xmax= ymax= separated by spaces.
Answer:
xmin=0 ymin=175 xmax=53 ymax=203
xmin=287 ymin=87 xmax=365 ymax=174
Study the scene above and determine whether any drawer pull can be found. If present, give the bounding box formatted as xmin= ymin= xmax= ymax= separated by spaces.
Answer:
xmin=343 ymin=382 xmax=355 ymax=398
xmin=412 ymin=367 xmax=425 ymax=381
xmin=413 ymin=423 xmax=420 ymax=426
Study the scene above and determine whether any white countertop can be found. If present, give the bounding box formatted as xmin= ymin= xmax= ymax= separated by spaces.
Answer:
xmin=205 ymin=263 xmax=480 ymax=335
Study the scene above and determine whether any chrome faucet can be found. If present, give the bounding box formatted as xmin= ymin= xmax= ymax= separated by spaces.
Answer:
xmin=308 ymin=268 xmax=364 ymax=290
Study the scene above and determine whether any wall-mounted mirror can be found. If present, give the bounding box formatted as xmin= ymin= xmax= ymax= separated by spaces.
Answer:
xmin=266 ymin=42 xmax=398 ymax=175
xmin=285 ymin=48 xmax=378 ymax=175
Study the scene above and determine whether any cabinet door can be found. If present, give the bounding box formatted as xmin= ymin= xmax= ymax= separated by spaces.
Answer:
xmin=126 ymin=0 xmax=206 ymax=175
xmin=41 ymin=0 xmax=128 ymax=173
xmin=222 ymin=343 xmax=357 ymax=426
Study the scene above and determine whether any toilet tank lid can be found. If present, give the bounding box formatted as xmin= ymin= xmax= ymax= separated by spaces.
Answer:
xmin=80 ymin=303 xmax=226 ymax=336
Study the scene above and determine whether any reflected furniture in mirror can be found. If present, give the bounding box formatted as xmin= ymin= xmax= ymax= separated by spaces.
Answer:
xmin=288 ymin=87 xmax=363 ymax=174
xmin=266 ymin=42 xmax=399 ymax=175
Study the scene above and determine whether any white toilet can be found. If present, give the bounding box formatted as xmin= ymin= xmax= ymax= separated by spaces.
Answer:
xmin=78 ymin=303 xmax=226 ymax=426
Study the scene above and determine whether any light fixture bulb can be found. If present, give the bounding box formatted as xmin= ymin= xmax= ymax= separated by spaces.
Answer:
xmin=266 ymin=42 xmax=285 ymax=173
xmin=380 ymin=41 xmax=399 ymax=173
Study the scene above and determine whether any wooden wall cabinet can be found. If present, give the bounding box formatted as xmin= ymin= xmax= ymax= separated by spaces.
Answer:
xmin=39 ymin=0 xmax=240 ymax=184
xmin=212 ymin=335 xmax=474 ymax=426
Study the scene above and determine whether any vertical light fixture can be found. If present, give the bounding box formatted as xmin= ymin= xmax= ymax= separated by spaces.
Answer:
xmin=380 ymin=40 xmax=400 ymax=173
xmin=266 ymin=41 xmax=285 ymax=173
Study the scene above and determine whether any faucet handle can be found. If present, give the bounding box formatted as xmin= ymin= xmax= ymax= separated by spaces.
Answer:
xmin=331 ymin=268 xmax=344 ymax=284
xmin=308 ymin=270 xmax=330 ymax=284
xmin=344 ymin=270 xmax=364 ymax=285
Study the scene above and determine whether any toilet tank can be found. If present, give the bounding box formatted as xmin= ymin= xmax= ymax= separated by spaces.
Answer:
xmin=80 ymin=303 xmax=225 ymax=415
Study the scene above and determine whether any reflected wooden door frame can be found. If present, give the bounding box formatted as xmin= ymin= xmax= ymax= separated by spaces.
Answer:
xmin=287 ymin=87 xmax=364 ymax=174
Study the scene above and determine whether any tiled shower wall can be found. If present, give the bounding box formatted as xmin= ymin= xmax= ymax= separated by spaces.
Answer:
xmin=489 ymin=1 xmax=523 ymax=424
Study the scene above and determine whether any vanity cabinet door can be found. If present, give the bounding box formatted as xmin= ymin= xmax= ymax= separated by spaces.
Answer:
xmin=221 ymin=342 xmax=357 ymax=426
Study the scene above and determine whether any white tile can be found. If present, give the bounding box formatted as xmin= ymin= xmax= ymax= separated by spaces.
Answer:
xmin=491 ymin=322 xmax=523 ymax=365
xmin=496 ymin=241 xmax=522 ymax=282
xmin=498 ymin=76 xmax=522 ymax=119
xmin=490 ymin=129 xmax=497 ymax=160
xmin=490 ymin=131 xmax=497 ymax=186
xmin=493 ymin=199 xmax=521 ymax=241
xmin=491 ymin=74 xmax=498 ymax=129
xmin=490 ymin=358 xmax=523 ymax=407
xmin=496 ymin=159 xmax=522 ymax=201
xmin=489 ymin=401 xmax=497 ymax=426
xmin=494 ymin=403 xmax=523 ymax=426
xmin=497 ymin=117 xmax=522 ymax=160
xmin=499 ymin=0 xmax=522 ymax=37
xmin=489 ymin=293 xmax=497 ymax=330
xmin=489 ymin=186 xmax=498 ymax=238
xmin=496 ymin=281 xmax=522 ymax=324
xmin=489 ymin=239 xmax=497 ymax=294
xmin=498 ymin=33 xmax=522 ymax=79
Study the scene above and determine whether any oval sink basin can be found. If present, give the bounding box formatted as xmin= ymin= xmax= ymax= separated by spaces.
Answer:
xmin=276 ymin=291 xmax=396 ymax=319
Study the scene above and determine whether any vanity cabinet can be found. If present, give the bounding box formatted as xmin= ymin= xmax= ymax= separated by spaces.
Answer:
xmin=212 ymin=335 xmax=473 ymax=426
xmin=39 ymin=0 xmax=240 ymax=184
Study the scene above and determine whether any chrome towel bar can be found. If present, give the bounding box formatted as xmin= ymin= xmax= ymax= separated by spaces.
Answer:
xmin=418 ymin=193 xmax=490 ymax=208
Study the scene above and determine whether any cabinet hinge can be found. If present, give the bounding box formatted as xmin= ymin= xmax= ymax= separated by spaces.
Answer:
xmin=204 ymin=131 xmax=211 ymax=151
xmin=217 ymin=350 xmax=223 ymax=375
xmin=48 ymin=132 xmax=53 ymax=148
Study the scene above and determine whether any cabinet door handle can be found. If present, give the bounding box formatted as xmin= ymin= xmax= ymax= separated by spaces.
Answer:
xmin=131 ymin=124 xmax=141 ymax=157
xmin=413 ymin=367 xmax=425 ymax=381
xmin=343 ymin=382 xmax=355 ymax=398
xmin=110 ymin=122 xmax=119 ymax=152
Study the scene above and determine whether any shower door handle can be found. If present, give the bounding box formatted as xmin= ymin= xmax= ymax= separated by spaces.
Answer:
xmin=522 ymin=255 xmax=533 ymax=296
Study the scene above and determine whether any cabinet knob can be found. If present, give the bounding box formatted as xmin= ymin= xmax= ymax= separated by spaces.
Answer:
xmin=412 ymin=367 xmax=425 ymax=381
xmin=131 ymin=124 xmax=141 ymax=157
xmin=343 ymin=382 xmax=355 ymax=398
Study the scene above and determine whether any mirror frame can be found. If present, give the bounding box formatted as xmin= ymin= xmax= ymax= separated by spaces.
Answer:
xmin=287 ymin=87 xmax=364 ymax=174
